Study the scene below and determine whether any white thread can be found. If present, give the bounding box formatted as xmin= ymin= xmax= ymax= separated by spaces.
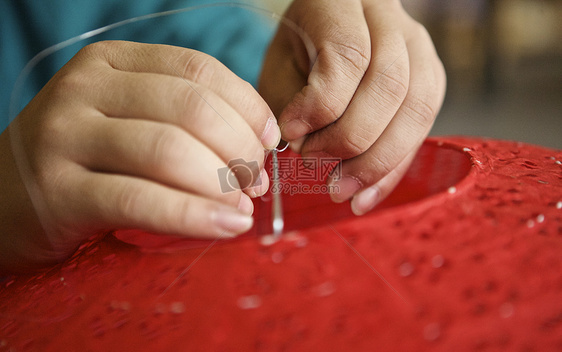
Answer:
xmin=8 ymin=1 xmax=316 ymax=122
xmin=5 ymin=2 xmax=314 ymax=275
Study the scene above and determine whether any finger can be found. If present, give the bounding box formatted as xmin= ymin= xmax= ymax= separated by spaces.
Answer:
xmin=62 ymin=170 xmax=254 ymax=239
xmin=289 ymin=135 xmax=307 ymax=154
xmin=272 ymin=0 xmax=371 ymax=141
xmin=258 ymin=25 xmax=308 ymax=119
xmin=349 ymin=147 xmax=417 ymax=216
xmin=67 ymin=115 xmax=261 ymax=207
xmin=328 ymin=25 xmax=446 ymax=203
xmin=75 ymin=67 xmax=268 ymax=193
xmin=80 ymin=41 xmax=280 ymax=149
xmin=300 ymin=2 xmax=411 ymax=160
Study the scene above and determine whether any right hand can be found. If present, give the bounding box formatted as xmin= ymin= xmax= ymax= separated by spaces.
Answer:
xmin=0 ymin=41 xmax=280 ymax=271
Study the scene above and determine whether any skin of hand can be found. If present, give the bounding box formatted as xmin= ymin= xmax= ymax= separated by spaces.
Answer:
xmin=0 ymin=41 xmax=280 ymax=273
xmin=259 ymin=0 xmax=446 ymax=215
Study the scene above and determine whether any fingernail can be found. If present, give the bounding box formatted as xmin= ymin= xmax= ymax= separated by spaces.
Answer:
xmin=258 ymin=168 xmax=269 ymax=196
xmin=238 ymin=194 xmax=254 ymax=215
xmin=261 ymin=117 xmax=281 ymax=150
xmin=213 ymin=207 xmax=254 ymax=235
xmin=246 ymin=168 xmax=269 ymax=198
xmin=351 ymin=184 xmax=381 ymax=216
xmin=330 ymin=176 xmax=362 ymax=203
xmin=289 ymin=136 xmax=306 ymax=154
xmin=281 ymin=119 xmax=310 ymax=140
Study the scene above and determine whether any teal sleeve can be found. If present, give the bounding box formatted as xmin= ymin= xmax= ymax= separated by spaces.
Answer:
xmin=0 ymin=0 xmax=276 ymax=132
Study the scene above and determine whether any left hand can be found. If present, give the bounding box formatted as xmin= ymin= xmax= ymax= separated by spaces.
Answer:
xmin=259 ymin=0 xmax=446 ymax=215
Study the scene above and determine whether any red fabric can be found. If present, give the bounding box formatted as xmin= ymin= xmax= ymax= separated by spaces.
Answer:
xmin=1 ymin=137 xmax=561 ymax=351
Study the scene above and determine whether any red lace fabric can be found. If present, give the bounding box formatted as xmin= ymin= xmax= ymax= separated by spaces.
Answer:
xmin=1 ymin=137 xmax=561 ymax=351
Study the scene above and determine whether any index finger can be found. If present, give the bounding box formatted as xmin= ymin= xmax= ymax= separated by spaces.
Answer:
xmin=272 ymin=0 xmax=371 ymax=141
xmin=299 ymin=1 xmax=411 ymax=161
xmin=80 ymin=41 xmax=280 ymax=149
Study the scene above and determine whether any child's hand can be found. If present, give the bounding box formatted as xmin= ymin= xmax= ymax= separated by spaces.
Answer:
xmin=0 ymin=41 xmax=280 ymax=272
xmin=260 ymin=0 xmax=446 ymax=215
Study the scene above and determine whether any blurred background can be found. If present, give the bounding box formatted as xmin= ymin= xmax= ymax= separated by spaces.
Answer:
xmin=258 ymin=0 xmax=561 ymax=149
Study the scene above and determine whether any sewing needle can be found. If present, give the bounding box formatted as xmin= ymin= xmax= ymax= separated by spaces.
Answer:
xmin=271 ymin=141 xmax=288 ymax=237
xmin=272 ymin=148 xmax=283 ymax=237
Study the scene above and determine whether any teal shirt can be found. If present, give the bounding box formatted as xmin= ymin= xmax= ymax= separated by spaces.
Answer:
xmin=0 ymin=0 xmax=275 ymax=132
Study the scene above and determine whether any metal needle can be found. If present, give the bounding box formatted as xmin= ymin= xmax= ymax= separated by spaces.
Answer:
xmin=272 ymin=148 xmax=284 ymax=237
xmin=271 ymin=141 xmax=289 ymax=237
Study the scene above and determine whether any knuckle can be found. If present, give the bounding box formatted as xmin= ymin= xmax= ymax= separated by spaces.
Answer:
xmin=82 ymin=40 xmax=110 ymax=53
xmin=412 ymin=22 xmax=431 ymax=42
xmin=77 ymin=41 xmax=119 ymax=62
xmin=173 ymin=80 xmax=217 ymax=122
xmin=239 ymin=81 xmax=271 ymax=118
xmin=145 ymin=126 xmax=187 ymax=169
xmin=171 ymin=81 xmax=220 ymax=129
xmin=304 ymin=85 xmax=345 ymax=125
xmin=240 ymin=140 xmax=265 ymax=167
xmin=403 ymin=94 xmax=438 ymax=127
xmin=167 ymin=197 xmax=195 ymax=233
xmin=327 ymin=39 xmax=370 ymax=78
xmin=49 ymin=68 xmax=87 ymax=99
xmin=75 ymin=42 xmax=102 ymax=58
xmin=216 ymin=189 xmax=242 ymax=209
xmin=374 ymin=67 xmax=409 ymax=106
xmin=310 ymin=40 xmax=371 ymax=126
xmin=373 ymin=148 xmax=398 ymax=177
xmin=113 ymin=184 xmax=144 ymax=221
xmin=338 ymin=128 xmax=374 ymax=159
xmin=181 ymin=51 xmax=220 ymax=84
xmin=314 ymin=88 xmax=346 ymax=125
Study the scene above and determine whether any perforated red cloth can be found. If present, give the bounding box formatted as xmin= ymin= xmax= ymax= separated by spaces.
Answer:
xmin=1 ymin=137 xmax=561 ymax=351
